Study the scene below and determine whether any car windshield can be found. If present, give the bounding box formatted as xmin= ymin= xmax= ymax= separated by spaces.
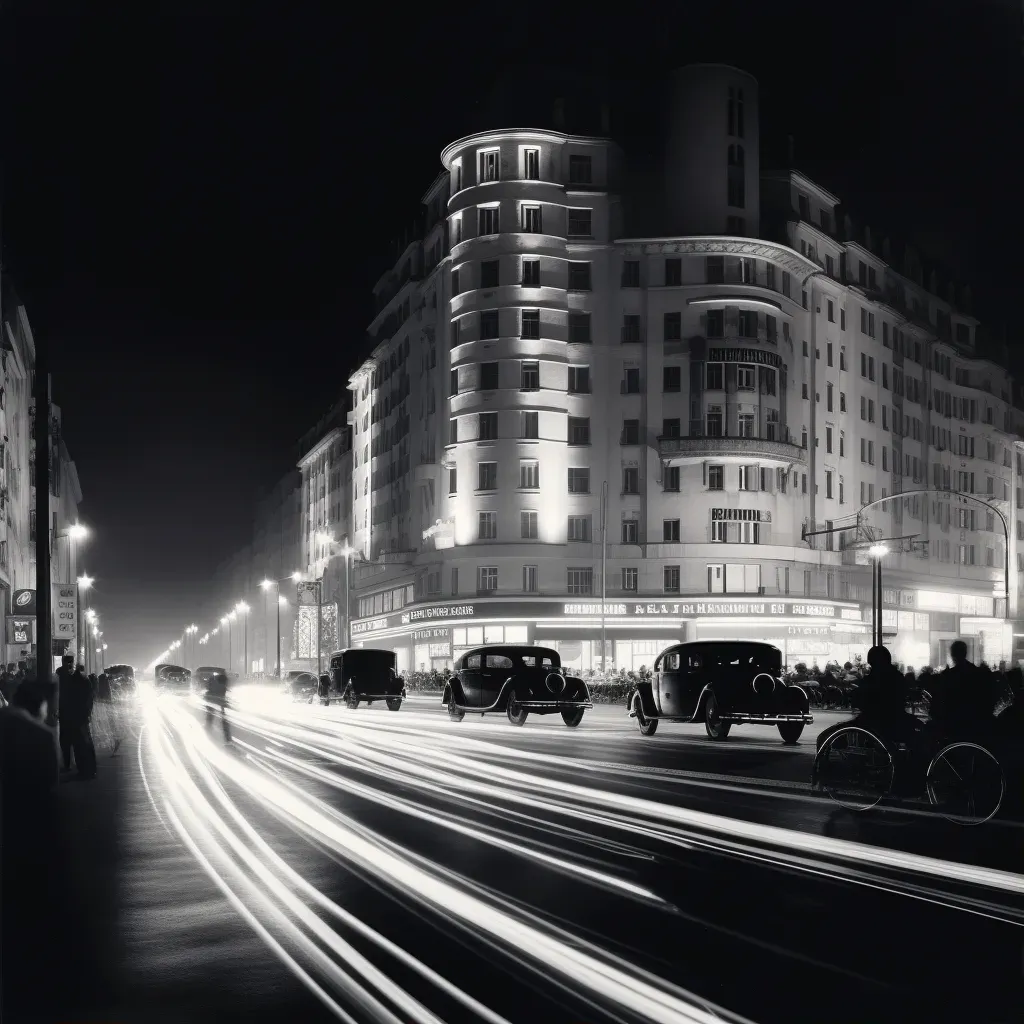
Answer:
xmin=106 ymin=665 xmax=133 ymax=677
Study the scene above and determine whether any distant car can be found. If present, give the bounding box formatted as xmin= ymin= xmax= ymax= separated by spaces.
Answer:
xmin=193 ymin=666 xmax=228 ymax=692
xmin=153 ymin=663 xmax=192 ymax=694
xmin=329 ymin=649 xmax=405 ymax=710
xmin=286 ymin=671 xmax=319 ymax=701
xmin=105 ymin=664 xmax=135 ymax=693
xmin=443 ymin=646 xmax=593 ymax=727
xmin=628 ymin=641 xmax=813 ymax=744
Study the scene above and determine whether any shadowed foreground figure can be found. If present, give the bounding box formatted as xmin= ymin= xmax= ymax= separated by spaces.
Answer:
xmin=205 ymin=669 xmax=232 ymax=742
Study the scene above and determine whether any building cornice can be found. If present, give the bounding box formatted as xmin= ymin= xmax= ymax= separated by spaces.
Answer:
xmin=616 ymin=236 xmax=821 ymax=279
xmin=297 ymin=428 xmax=342 ymax=469
xmin=763 ymin=169 xmax=841 ymax=208
xmin=441 ymin=129 xmax=616 ymax=169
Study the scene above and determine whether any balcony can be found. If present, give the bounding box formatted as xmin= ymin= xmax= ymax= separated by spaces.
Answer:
xmin=659 ymin=429 xmax=806 ymax=466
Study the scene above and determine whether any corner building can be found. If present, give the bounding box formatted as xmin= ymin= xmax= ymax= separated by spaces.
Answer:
xmin=347 ymin=64 xmax=1019 ymax=674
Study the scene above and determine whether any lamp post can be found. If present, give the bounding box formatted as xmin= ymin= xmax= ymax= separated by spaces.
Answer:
xmin=101 ymin=642 xmax=108 ymax=671
xmin=77 ymin=574 xmax=93 ymax=666
xmin=227 ymin=611 xmax=237 ymax=672
xmin=261 ymin=571 xmax=301 ymax=680
xmin=235 ymin=602 xmax=249 ymax=677
xmin=220 ymin=616 xmax=230 ymax=670
xmin=867 ymin=544 xmax=889 ymax=649
xmin=85 ymin=609 xmax=97 ymax=673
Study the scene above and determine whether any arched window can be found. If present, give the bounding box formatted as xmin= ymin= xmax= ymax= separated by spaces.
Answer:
xmin=728 ymin=144 xmax=745 ymax=168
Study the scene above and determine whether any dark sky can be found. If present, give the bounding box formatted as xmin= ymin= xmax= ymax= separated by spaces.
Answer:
xmin=2 ymin=2 xmax=1020 ymax=666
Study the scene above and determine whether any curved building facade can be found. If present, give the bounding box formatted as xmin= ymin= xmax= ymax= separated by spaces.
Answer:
xmin=345 ymin=66 xmax=1018 ymax=675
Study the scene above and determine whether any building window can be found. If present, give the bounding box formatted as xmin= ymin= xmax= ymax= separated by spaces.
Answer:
xmin=738 ymin=311 xmax=757 ymax=338
xmin=568 ymin=262 xmax=591 ymax=291
xmin=826 ymin=426 xmax=833 ymax=453
xmin=621 ymin=519 xmax=639 ymax=544
xmin=567 ymin=567 xmax=593 ymax=595
xmin=664 ymin=365 xmax=681 ymax=392
xmin=727 ymin=144 xmax=745 ymax=208
xmin=568 ymin=365 xmax=590 ymax=394
xmin=522 ymin=258 xmax=540 ymax=286
xmin=480 ymin=260 xmax=499 ymax=288
xmin=663 ymin=417 xmax=681 ymax=438
xmin=448 ymin=467 xmax=457 ymax=494
xmin=707 ymin=464 xmax=724 ymax=490
xmin=738 ymin=465 xmax=757 ymax=491
xmin=622 ymin=314 xmax=642 ymax=343
xmin=520 ymin=309 xmax=540 ymax=339
xmin=521 ymin=510 xmax=538 ymax=538
xmin=478 ymin=206 xmax=499 ymax=235
xmin=480 ymin=362 xmax=499 ymax=390
xmin=567 ymin=208 xmax=593 ymax=237
xmin=522 ymin=565 xmax=538 ymax=592
xmin=622 ymin=368 xmax=641 ymax=394
xmin=622 ymin=568 xmax=638 ymax=591
xmin=737 ymin=364 xmax=756 ymax=390
xmin=478 ymin=566 xmax=498 ymax=591
xmin=522 ymin=411 xmax=539 ymax=439
xmin=664 ymin=566 xmax=681 ymax=593
xmin=664 ymin=466 xmax=680 ymax=491
xmin=706 ymin=406 xmax=724 ymax=437
xmin=478 ymin=462 xmax=498 ymax=490
xmin=521 ymin=360 xmax=540 ymax=390
xmin=481 ymin=310 xmax=499 ymax=339
xmin=826 ymin=382 xmax=833 ymax=411
xmin=727 ymin=86 xmax=744 ymax=137
xmin=664 ymin=312 xmax=682 ymax=341
xmin=520 ymin=460 xmax=539 ymax=489
xmin=623 ymin=467 xmax=639 ymax=493
xmin=568 ymin=154 xmax=592 ymax=184
xmin=840 ymin=392 xmax=847 ymax=413
xmin=705 ymin=310 xmax=724 ymax=338
xmin=664 ymin=258 xmax=682 ymax=286
xmin=479 ymin=150 xmax=499 ymax=181
xmin=622 ymin=260 xmax=640 ymax=287
xmin=568 ymin=416 xmax=590 ymax=445
xmin=450 ymin=368 xmax=460 ymax=396
xmin=826 ymin=471 xmax=833 ymax=499
xmin=827 ymin=301 xmax=835 ymax=324
xmin=568 ymin=516 xmax=592 ymax=542
xmin=522 ymin=205 xmax=542 ymax=232
xmin=569 ymin=312 xmax=592 ymax=343
xmin=705 ymin=362 xmax=724 ymax=390
xmin=663 ymin=519 xmax=681 ymax=542
xmin=568 ymin=467 xmax=590 ymax=493
xmin=621 ymin=419 xmax=640 ymax=445
xmin=738 ymin=412 xmax=755 ymax=437
xmin=478 ymin=512 xmax=498 ymax=540
xmin=523 ymin=148 xmax=539 ymax=180
xmin=449 ymin=418 xmax=458 ymax=444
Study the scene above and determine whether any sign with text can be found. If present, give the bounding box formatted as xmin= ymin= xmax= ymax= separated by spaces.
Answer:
xmin=12 ymin=589 xmax=36 ymax=616
xmin=707 ymin=348 xmax=783 ymax=368
xmin=711 ymin=508 xmax=772 ymax=523
xmin=51 ymin=584 xmax=77 ymax=640
xmin=350 ymin=598 xmax=863 ymax=637
xmin=6 ymin=617 xmax=34 ymax=645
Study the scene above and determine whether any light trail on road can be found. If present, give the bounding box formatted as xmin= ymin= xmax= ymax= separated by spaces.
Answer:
xmin=137 ymin=692 xmax=1024 ymax=1022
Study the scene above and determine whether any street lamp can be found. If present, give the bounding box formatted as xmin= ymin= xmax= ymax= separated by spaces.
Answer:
xmin=235 ymin=602 xmax=249 ymax=677
xmin=261 ymin=571 xmax=302 ymax=680
xmin=220 ymin=616 xmax=230 ymax=670
xmin=77 ymin=574 xmax=94 ymax=664
xmin=868 ymin=544 xmax=889 ymax=649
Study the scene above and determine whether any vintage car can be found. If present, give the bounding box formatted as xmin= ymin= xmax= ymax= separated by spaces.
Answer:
xmin=105 ymin=664 xmax=136 ymax=693
xmin=153 ymin=663 xmax=192 ymax=694
xmin=284 ymin=670 xmax=319 ymax=701
xmin=329 ymin=648 xmax=406 ymax=710
xmin=193 ymin=666 xmax=228 ymax=692
xmin=442 ymin=646 xmax=593 ymax=727
xmin=628 ymin=641 xmax=813 ymax=744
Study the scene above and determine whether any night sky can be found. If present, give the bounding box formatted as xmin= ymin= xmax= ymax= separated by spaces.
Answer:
xmin=2 ymin=3 xmax=1020 ymax=666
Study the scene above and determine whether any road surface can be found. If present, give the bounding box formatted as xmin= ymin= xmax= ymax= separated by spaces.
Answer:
xmin=38 ymin=691 xmax=1024 ymax=1023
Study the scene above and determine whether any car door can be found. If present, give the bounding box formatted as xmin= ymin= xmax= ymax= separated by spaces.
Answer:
xmin=656 ymin=649 xmax=687 ymax=717
xmin=459 ymin=653 xmax=484 ymax=706
xmin=481 ymin=653 xmax=515 ymax=707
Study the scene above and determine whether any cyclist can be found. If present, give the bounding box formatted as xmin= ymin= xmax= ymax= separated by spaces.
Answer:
xmin=816 ymin=645 xmax=919 ymax=752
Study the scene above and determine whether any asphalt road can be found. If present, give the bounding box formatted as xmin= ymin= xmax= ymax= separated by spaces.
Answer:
xmin=29 ymin=691 xmax=1024 ymax=1024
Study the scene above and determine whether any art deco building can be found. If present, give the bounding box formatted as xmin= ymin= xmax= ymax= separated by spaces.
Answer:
xmin=346 ymin=64 xmax=1021 ymax=674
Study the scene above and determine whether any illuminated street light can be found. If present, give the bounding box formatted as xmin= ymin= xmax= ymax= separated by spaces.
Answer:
xmin=868 ymin=544 xmax=889 ymax=559
xmin=77 ymin=574 xmax=94 ymax=590
xmin=291 ymin=571 xmax=302 ymax=582
xmin=868 ymin=544 xmax=889 ymax=648
xmin=68 ymin=523 xmax=89 ymax=542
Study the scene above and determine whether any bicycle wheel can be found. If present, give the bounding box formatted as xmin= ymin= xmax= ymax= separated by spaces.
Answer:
xmin=813 ymin=726 xmax=894 ymax=811
xmin=926 ymin=742 xmax=1005 ymax=825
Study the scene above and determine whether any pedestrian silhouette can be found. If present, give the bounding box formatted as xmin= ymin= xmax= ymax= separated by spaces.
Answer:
xmin=59 ymin=663 xmax=98 ymax=779
xmin=204 ymin=669 xmax=231 ymax=742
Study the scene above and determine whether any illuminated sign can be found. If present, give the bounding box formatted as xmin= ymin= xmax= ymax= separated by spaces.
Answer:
xmin=6 ymin=618 xmax=34 ymax=644
xmin=707 ymin=348 xmax=783 ymax=368
xmin=350 ymin=598 xmax=861 ymax=636
xmin=711 ymin=508 xmax=772 ymax=523
xmin=52 ymin=584 xmax=77 ymax=640
xmin=13 ymin=590 xmax=36 ymax=616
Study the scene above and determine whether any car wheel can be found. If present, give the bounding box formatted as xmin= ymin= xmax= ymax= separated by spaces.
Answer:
xmin=704 ymin=694 xmax=731 ymax=740
xmin=632 ymin=694 xmax=658 ymax=736
xmin=507 ymin=691 xmax=529 ymax=727
xmin=386 ymin=697 xmax=402 ymax=712
xmin=561 ymin=707 xmax=585 ymax=728
xmin=447 ymin=696 xmax=465 ymax=722
xmin=778 ymin=721 xmax=804 ymax=744
xmin=345 ymin=691 xmax=359 ymax=710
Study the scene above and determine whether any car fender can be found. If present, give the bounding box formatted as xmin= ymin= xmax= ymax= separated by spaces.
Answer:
xmin=784 ymin=683 xmax=810 ymax=713
xmin=495 ymin=675 xmax=520 ymax=708
xmin=630 ymin=680 xmax=658 ymax=718
xmin=565 ymin=675 xmax=589 ymax=702
xmin=442 ymin=676 xmax=465 ymax=706
xmin=692 ymin=683 xmax=715 ymax=722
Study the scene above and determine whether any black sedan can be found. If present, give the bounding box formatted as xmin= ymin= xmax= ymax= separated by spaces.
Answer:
xmin=628 ymin=641 xmax=813 ymax=744
xmin=153 ymin=663 xmax=192 ymax=694
xmin=442 ymin=646 xmax=592 ymax=727
xmin=329 ymin=648 xmax=406 ymax=710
